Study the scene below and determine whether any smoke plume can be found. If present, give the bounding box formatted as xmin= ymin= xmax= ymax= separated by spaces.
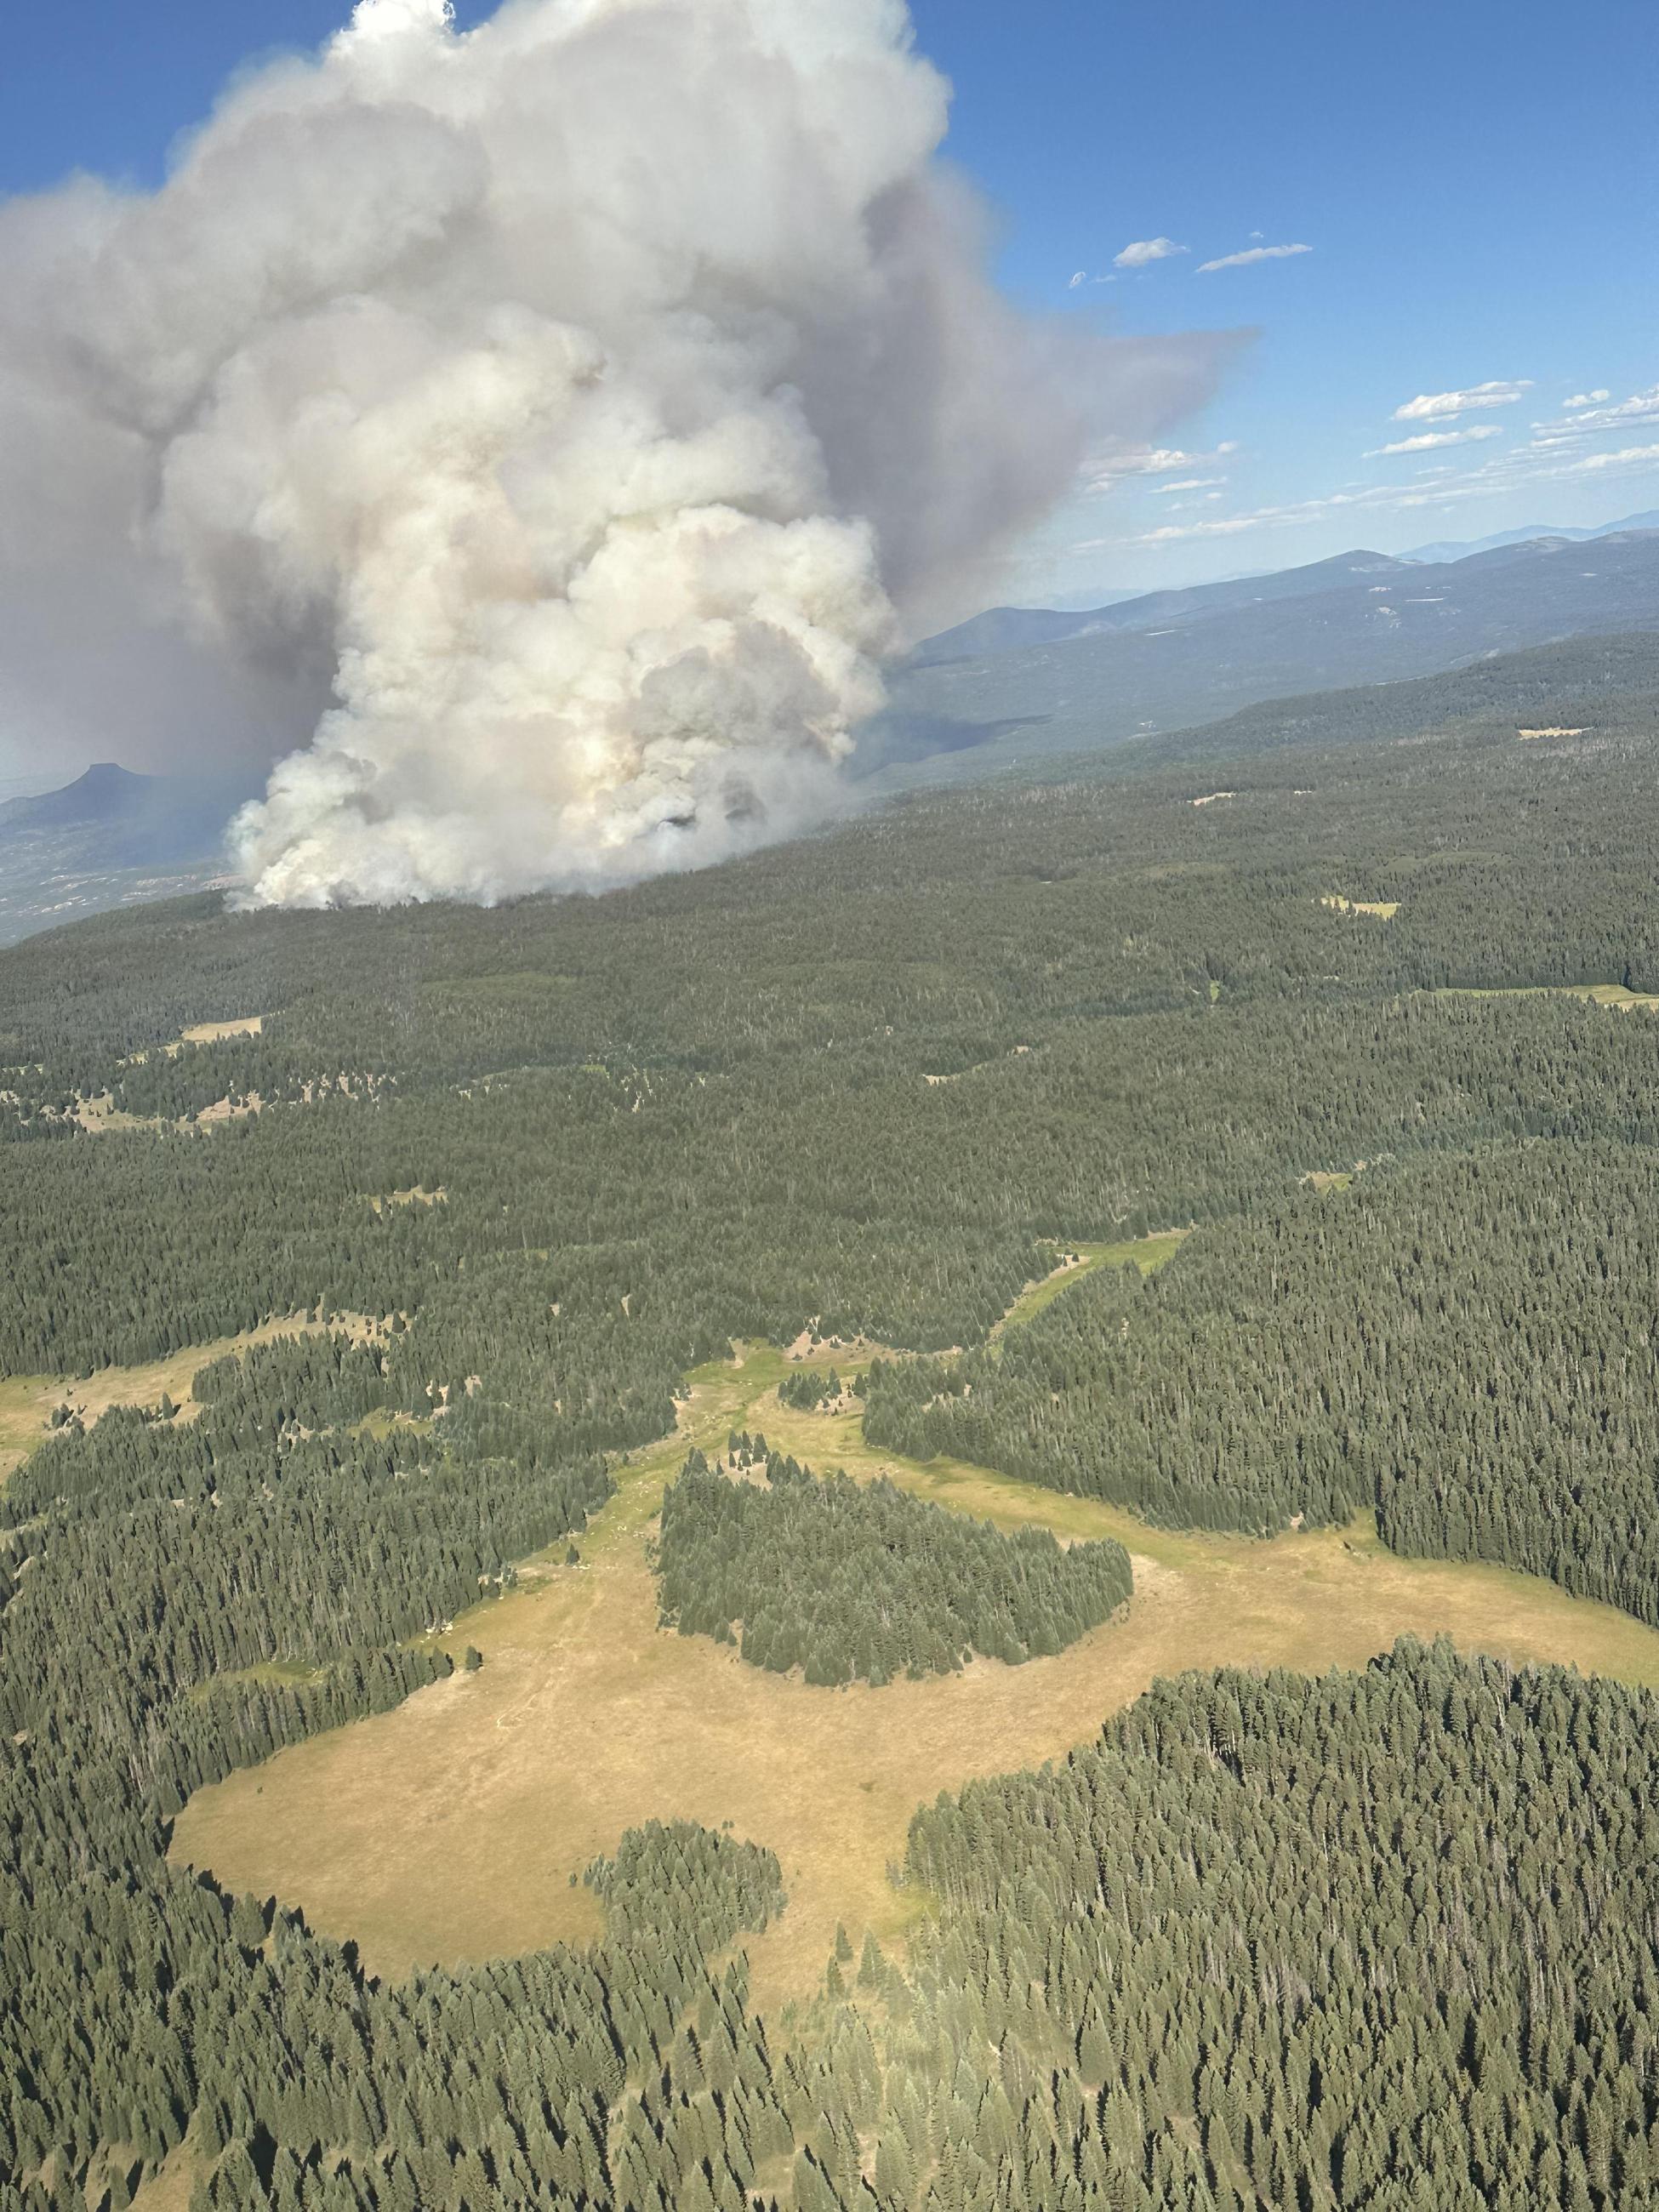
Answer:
xmin=0 ymin=0 xmax=1235 ymax=906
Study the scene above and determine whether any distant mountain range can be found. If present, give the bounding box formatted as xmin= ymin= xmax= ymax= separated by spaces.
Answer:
xmin=1398 ymin=509 xmax=1659 ymax=566
xmin=869 ymin=522 xmax=1659 ymax=786
xmin=0 ymin=761 xmax=254 ymax=946
xmin=905 ymin=550 xmax=1410 ymax=670
xmin=915 ymin=510 xmax=1659 ymax=670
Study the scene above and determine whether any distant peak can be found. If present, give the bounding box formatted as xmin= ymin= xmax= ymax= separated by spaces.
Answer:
xmin=4 ymin=759 xmax=161 ymax=831
xmin=72 ymin=761 xmax=145 ymax=786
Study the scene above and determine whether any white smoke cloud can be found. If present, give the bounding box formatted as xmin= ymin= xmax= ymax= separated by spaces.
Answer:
xmin=0 ymin=0 xmax=1237 ymax=907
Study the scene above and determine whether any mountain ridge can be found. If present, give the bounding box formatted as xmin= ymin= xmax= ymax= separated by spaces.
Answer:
xmin=910 ymin=509 xmax=1659 ymax=671
xmin=869 ymin=525 xmax=1659 ymax=786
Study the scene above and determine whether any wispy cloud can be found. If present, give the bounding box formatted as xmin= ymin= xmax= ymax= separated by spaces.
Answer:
xmin=1551 ymin=385 xmax=1659 ymax=433
xmin=1068 ymin=271 xmax=1087 ymax=289
xmin=1086 ymin=440 xmax=1239 ymax=488
xmin=1154 ymin=476 xmax=1228 ymax=493
xmin=1392 ymin=379 xmax=1531 ymax=423
xmin=1367 ymin=426 xmax=1504 ymax=458
xmin=1570 ymin=441 xmax=1659 ymax=473
xmin=1115 ymin=237 xmax=1189 ymax=269
xmin=1196 ymin=242 xmax=1312 ymax=274
xmin=1562 ymin=389 xmax=1611 ymax=409
xmin=1100 ymin=431 xmax=1659 ymax=548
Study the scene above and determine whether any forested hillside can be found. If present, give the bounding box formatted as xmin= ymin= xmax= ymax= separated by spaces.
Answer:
xmin=6 ymin=661 xmax=1659 ymax=2208
xmin=656 ymin=1449 xmax=1132 ymax=1683
xmin=1119 ymin=629 xmax=1659 ymax=767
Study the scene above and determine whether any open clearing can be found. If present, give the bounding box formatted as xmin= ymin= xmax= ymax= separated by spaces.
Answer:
xmin=1434 ymin=981 xmax=1659 ymax=1013
xmin=993 ymin=1230 xmax=1189 ymax=1334
xmin=177 ymin=1016 xmax=263 ymax=1046
xmin=173 ymin=1249 xmax=1659 ymax=2014
xmin=1320 ymin=894 xmax=1400 ymax=920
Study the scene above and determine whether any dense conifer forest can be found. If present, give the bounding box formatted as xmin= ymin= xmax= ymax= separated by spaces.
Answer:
xmin=656 ymin=1449 xmax=1132 ymax=1683
xmin=893 ymin=1639 xmax=1659 ymax=2210
xmin=5 ymin=652 xmax=1659 ymax=2207
xmin=863 ymin=1141 xmax=1659 ymax=1616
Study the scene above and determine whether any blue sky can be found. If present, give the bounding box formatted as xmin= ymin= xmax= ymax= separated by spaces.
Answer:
xmin=4 ymin=0 xmax=1655 ymax=601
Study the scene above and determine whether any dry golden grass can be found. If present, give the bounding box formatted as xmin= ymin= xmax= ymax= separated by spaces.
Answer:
xmin=130 ymin=2148 xmax=197 ymax=2212
xmin=177 ymin=1016 xmax=264 ymax=1046
xmin=1320 ymin=894 xmax=1400 ymax=920
xmin=173 ymin=1333 xmax=1659 ymax=2015
xmin=71 ymin=1091 xmax=158 ymax=1137
xmin=368 ymin=1186 xmax=447 ymax=1215
xmin=1578 ymin=983 xmax=1659 ymax=1012
xmin=1433 ymin=982 xmax=1659 ymax=1014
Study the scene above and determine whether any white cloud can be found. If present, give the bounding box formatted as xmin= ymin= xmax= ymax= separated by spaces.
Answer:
xmin=1196 ymin=242 xmax=1312 ymax=274
xmin=1098 ymin=430 xmax=1659 ymax=550
xmin=1069 ymin=384 xmax=1659 ymax=565
xmin=1114 ymin=237 xmax=1188 ymax=269
xmin=1561 ymin=385 xmax=1659 ymax=431
xmin=1569 ymin=442 xmax=1659 ymax=473
xmin=1392 ymin=379 xmax=1531 ymax=423
xmin=1525 ymin=387 xmax=1659 ymax=452
xmin=1069 ymin=271 xmax=1086 ymax=289
xmin=1563 ymin=389 xmax=1611 ymax=408
xmin=1086 ymin=440 xmax=1238 ymax=487
xmin=1154 ymin=476 xmax=1228 ymax=493
xmin=1366 ymin=426 xmax=1504 ymax=457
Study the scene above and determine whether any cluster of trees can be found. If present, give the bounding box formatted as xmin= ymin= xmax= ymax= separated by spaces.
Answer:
xmin=889 ymin=1639 xmax=1659 ymax=2209
xmin=776 ymin=1370 xmax=864 ymax=1412
xmin=656 ymin=1452 xmax=1132 ymax=1685
xmin=863 ymin=1141 xmax=1659 ymax=1622
xmin=8 ymin=1810 xmax=793 ymax=2212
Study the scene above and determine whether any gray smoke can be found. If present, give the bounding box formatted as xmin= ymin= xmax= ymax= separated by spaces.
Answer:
xmin=0 ymin=0 xmax=1235 ymax=906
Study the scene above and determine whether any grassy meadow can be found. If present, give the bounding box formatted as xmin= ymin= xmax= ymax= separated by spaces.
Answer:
xmin=170 ymin=1249 xmax=1659 ymax=2014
